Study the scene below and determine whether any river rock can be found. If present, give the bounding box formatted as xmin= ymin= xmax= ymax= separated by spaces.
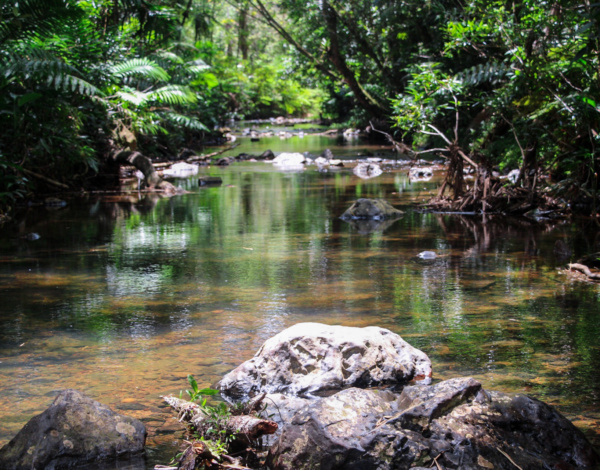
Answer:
xmin=340 ymin=198 xmax=404 ymax=220
xmin=259 ymin=149 xmax=275 ymax=160
xmin=217 ymin=323 xmax=432 ymax=401
xmin=353 ymin=162 xmax=383 ymax=179
xmin=198 ymin=176 xmax=223 ymax=186
xmin=271 ymin=152 xmax=306 ymax=166
xmin=343 ymin=218 xmax=401 ymax=234
xmin=162 ymin=162 xmax=199 ymax=177
xmin=417 ymin=251 xmax=437 ymax=259
xmin=267 ymin=377 xmax=600 ymax=470
xmin=321 ymin=149 xmax=334 ymax=160
xmin=0 ymin=389 xmax=146 ymax=470
xmin=409 ymin=167 xmax=433 ymax=181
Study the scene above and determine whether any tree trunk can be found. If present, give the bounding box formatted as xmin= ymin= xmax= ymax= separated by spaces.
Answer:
xmin=322 ymin=1 xmax=388 ymax=116
xmin=238 ymin=1 xmax=249 ymax=60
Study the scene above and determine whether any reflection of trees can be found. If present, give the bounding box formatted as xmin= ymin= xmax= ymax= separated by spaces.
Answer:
xmin=2 ymin=168 xmax=600 ymax=432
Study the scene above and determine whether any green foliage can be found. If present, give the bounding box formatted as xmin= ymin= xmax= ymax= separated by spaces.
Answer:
xmin=185 ymin=374 xmax=219 ymax=404
xmin=184 ymin=375 xmax=235 ymax=453
xmin=109 ymin=58 xmax=171 ymax=82
xmin=388 ymin=0 xmax=600 ymax=204
xmin=391 ymin=63 xmax=464 ymax=139
xmin=0 ymin=156 xmax=29 ymax=210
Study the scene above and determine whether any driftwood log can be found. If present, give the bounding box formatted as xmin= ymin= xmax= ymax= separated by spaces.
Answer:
xmin=186 ymin=143 xmax=240 ymax=162
xmin=112 ymin=149 xmax=178 ymax=193
xmin=568 ymin=263 xmax=600 ymax=280
xmin=162 ymin=395 xmax=278 ymax=443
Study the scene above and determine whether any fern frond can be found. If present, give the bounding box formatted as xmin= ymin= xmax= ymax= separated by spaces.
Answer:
xmin=0 ymin=0 xmax=82 ymax=42
xmin=0 ymin=51 xmax=99 ymax=96
xmin=153 ymin=50 xmax=185 ymax=65
xmin=186 ymin=58 xmax=210 ymax=71
xmin=457 ymin=61 xmax=511 ymax=86
xmin=163 ymin=112 xmax=208 ymax=131
xmin=147 ymin=85 xmax=197 ymax=105
xmin=60 ymin=75 xmax=100 ymax=96
xmin=116 ymin=88 xmax=148 ymax=106
xmin=109 ymin=58 xmax=170 ymax=82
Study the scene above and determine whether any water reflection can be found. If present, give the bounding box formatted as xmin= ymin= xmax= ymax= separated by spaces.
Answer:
xmin=0 ymin=162 xmax=599 ymax=468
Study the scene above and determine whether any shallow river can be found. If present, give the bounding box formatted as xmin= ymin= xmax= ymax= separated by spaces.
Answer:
xmin=1 ymin=132 xmax=599 ymax=468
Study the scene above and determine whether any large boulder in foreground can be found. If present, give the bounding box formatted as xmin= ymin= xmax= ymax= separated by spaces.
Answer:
xmin=0 ymin=389 xmax=146 ymax=470
xmin=267 ymin=377 xmax=600 ymax=470
xmin=217 ymin=323 xmax=432 ymax=401
xmin=341 ymin=198 xmax=403 ymax=220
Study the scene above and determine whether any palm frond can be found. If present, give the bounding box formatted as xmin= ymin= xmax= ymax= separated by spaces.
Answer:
xmin=153 ymin=50 xmax=185 ymax=65
xmin=163 ymin=112 xmax=208 ymax=131
xmin=147 ymin=85 xmax=197 ymax=105
xmin=109 ymin=58 xmax=170 ymax=82
xmin=1 ymin=51 xmax=99 ymax=96
xmin=186 ymin=59 xmax=211 ymax=75
xmin=116 ymin=88 xmax=148 ymax=106
xmin=0 ymin=0 xmax=82 ymax=43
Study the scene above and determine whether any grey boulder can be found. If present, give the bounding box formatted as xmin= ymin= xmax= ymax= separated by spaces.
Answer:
xmin=267 ymin=377 xmax=600 ymax=470
xmin=0 ymin=389 xmax=146 ymax=470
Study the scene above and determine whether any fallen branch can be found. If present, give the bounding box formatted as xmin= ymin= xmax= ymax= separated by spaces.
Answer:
xmin=162 ymin=395 xmax=278 ymax=442
xmin=369 ymin=121 xmax=414 ymax=156
xmin=178 ymin=440 xmax=214 ymax=470
xmin=497 ymin=448 xmax=523 ymax=470
xmin=112 ymin=148 xmax=178 ymax=194
xmin=21 ymin=168 xmax=69 ymax=189
xmin=187 ymin=143 xmax=240 ymax=162
xmin=568 ymin=263 xmax=600 ymax=280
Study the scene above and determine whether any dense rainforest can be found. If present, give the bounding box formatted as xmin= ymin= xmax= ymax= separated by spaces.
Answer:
xmin=0 ymin=0 xmax=599 ymax=219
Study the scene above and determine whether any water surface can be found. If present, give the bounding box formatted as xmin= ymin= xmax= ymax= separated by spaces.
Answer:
xmin=1 ymin=151 xmax=599 ymax=467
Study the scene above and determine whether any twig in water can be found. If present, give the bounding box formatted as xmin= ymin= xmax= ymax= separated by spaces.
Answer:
xmin=497 ymin=448 xmax=523 ymax=470
xmin=431 ymin=451 xmax=444 ymax=469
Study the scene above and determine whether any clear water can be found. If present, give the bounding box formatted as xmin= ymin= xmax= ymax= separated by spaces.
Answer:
xmin=1 ymin=142 xmax=599 ymax=468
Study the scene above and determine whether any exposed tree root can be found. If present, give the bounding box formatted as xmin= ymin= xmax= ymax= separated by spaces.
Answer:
xmin=426 ymin=171 xmax=566 ymax=216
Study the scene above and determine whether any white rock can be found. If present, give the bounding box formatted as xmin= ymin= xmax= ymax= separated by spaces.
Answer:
xmin=217 ymin=323 xmax=432 ymax=400
xmin=162 ymin=162 xmax=199 ymax=177
xmin=272 ymin=152 xmax=306 ymax=166
xmin=353 ymin=162 xmax=383 ymax=179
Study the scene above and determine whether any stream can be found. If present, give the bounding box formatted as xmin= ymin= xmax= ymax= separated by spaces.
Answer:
xmin=1 ymin=127 xmax=599 ymax=468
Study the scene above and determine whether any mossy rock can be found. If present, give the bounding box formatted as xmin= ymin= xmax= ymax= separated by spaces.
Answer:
xmin=341 ymin=198 xmax=403 ymax=220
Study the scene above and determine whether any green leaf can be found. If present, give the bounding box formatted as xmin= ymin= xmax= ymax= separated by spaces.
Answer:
xmin=18 ymin=92 xmax=42 ymax=106
xmin=201 ymin=72 xmax=219 ymax=89
xmin=187 ymin=374 xmax=199 ymax=393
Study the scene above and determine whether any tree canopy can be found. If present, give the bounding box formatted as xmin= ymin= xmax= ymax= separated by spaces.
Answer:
xmin=0 ymin=0 xmax=598 ymax=217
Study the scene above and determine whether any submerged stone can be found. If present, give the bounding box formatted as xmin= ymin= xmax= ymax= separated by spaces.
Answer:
xmin=198 ymin=176 xmax=223 ymax=186
xmin=353 ymin=162 xmax=382 ymax=179
xmin=341 ymin=198 xmax=404 ymax=220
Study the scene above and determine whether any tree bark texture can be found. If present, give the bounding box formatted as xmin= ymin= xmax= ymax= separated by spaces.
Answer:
xmin=111 ymin=149 xmax=177 ymax=193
